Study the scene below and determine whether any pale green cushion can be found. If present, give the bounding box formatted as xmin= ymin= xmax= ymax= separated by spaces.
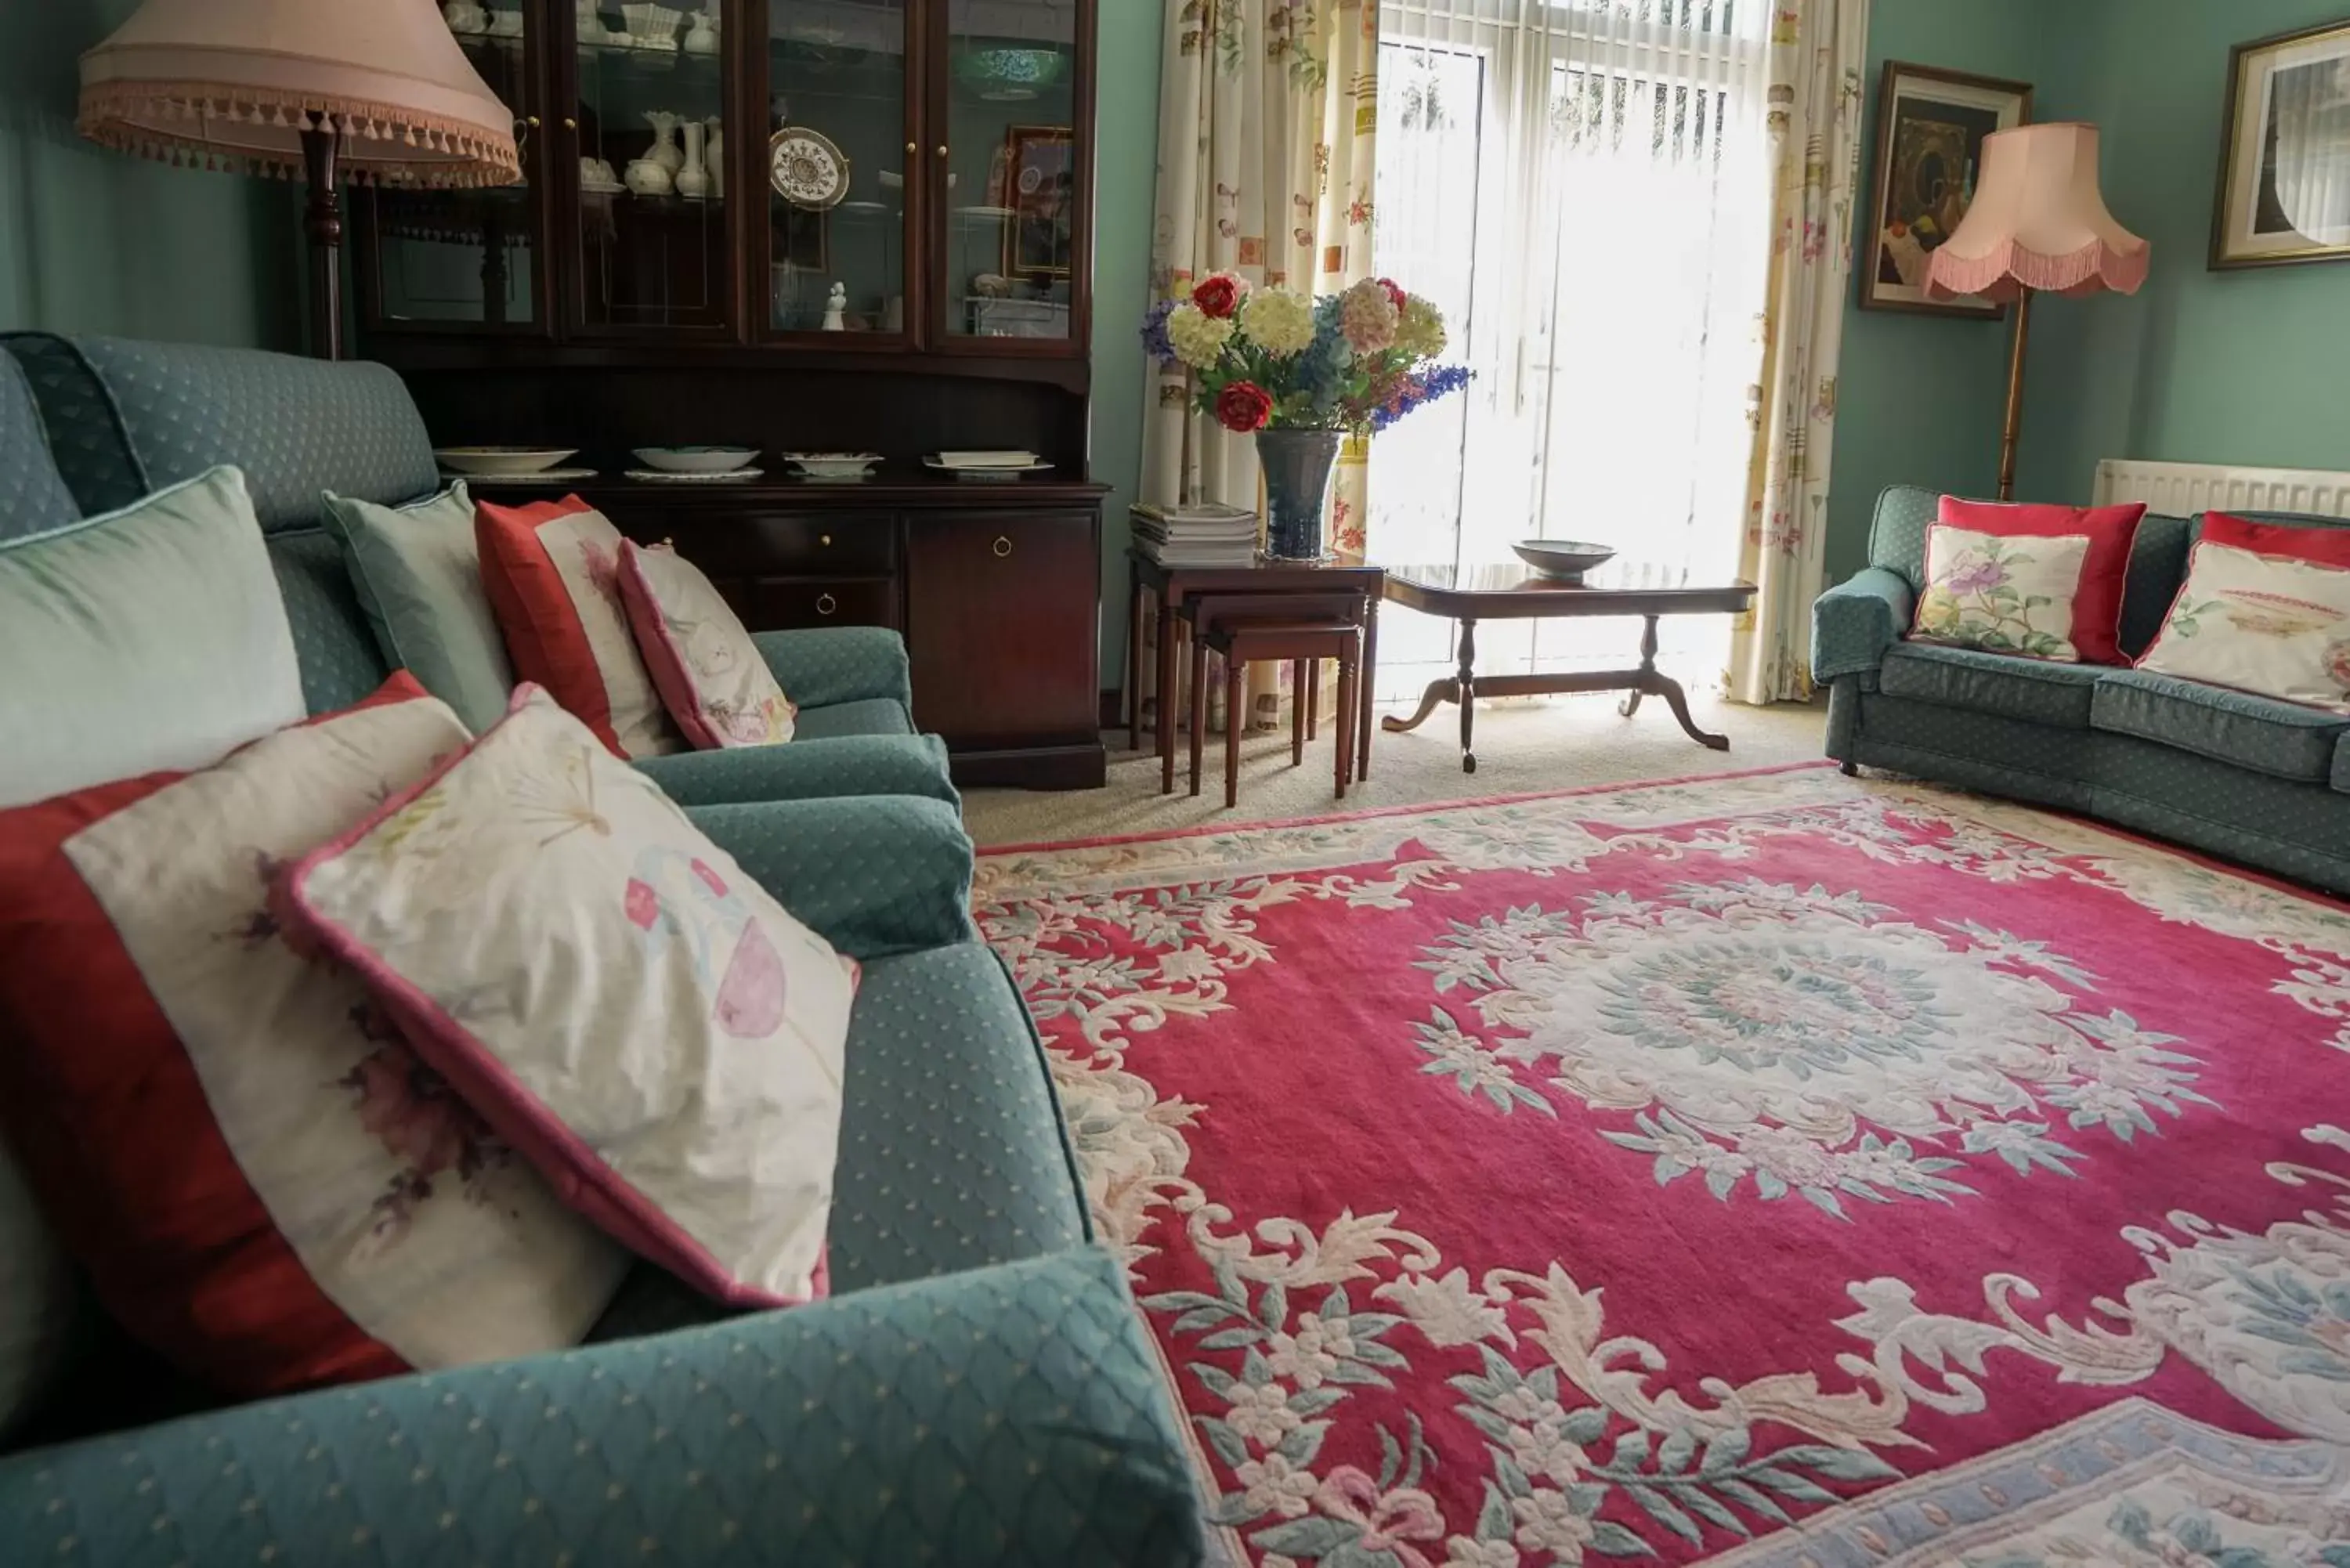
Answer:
xmin=320 ymin=480 xmax=512 ymax=734
xmin=0 ymin=464 xmax=305 ymax=807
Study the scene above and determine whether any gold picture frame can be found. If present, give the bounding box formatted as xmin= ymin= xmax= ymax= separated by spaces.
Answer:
xmin=1000 ymin=124 xmax=1076 ymax=280
xmin=2212 ymin=17 xmax=2350 ymax=270
xmin=1860 ymin=63 xmax=2034 ymax=318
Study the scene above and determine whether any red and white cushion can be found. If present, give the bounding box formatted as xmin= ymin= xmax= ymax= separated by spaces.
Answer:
xmin=619 ymin=541 xmax=796 ymax=749
xmin=475 ymin=496 xmax=682 ymax=759
xmin=286 ymin=687 xmax=856 ymax=1307
xmin=2137 ymin=513 xmax=2350 ymax=710
xmin=1911 ymin=497 xmax=2147 ymax=664
xmin=0 ymin=676 xmax=628 ymax=1396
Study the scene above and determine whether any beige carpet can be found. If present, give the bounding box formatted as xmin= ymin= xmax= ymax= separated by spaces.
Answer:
xmin=961 ymin=692 xmax=1829 ymax=847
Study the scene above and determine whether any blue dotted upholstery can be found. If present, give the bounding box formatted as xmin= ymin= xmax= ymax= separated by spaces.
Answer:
xmin=684 ymin=797 xmax=978 ymax=961
xmin=0 ymin=357 xmax=78 ymax=544
xmin=2118 ymin=514 xmax=2193 ymax=658
xmin=1864 ymin=485 xmax=1940 ymax=589
xmin=0 ymin=334 xmax=146 ymax=517
xmin=0 ymin=1247 xmax=1202 ymax=1568
xmin=641 ymin=733 xmax=956 ymax=807
xmin=2092 ymin=667 xmax=2350 ymax=783
xmin=753 ymin=627 xmax=914 ymax=713
xmin=790 ymin=697 xmax=916 ymax=740
xmin=269 ymin=529 xmax=399 ymax=715
xmin=1880 ymin=642 xmax=2106 ymax=730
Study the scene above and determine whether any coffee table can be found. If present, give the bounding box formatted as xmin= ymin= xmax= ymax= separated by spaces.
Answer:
xmin=1379 ymin=563 xmax=1756 ymax=773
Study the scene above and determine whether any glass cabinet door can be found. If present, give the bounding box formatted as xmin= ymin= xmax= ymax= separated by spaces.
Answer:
xmin=571 ymin=3 xmax=732 ymax=331
xmin=367 ymin=5 xmax=540 ymax=328
xmin=942 ymin=0 xmax=1081 ymax=346
xmin=761 ymin=0 xmax=913 ymax=337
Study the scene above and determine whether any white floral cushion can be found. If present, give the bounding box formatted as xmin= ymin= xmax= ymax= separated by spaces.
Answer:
xmin=286 ymin=687 xmax=856 ymax=1306
xmin=1911 ymin=525 xmax=2094 ymax=662
xmin=618 ymin=542 xmax=796 ymax=749
xmin=2136 ymin=542 xmax=2350 ymax=710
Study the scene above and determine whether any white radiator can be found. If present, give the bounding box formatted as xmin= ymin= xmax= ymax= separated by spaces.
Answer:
xmin=2093 ymin=458 xmax=2350 ymax=519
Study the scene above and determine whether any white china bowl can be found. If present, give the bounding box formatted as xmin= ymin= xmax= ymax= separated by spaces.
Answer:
xmin=782 ymin=452 xmax=883 ymax=479
xmin=435 ymin=446 xmax=579 ymax=476
xmin=633 ymin=445 xmax=760 ymax=475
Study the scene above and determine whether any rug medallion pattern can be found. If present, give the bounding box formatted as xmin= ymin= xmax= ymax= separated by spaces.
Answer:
xmin=974 ymin=766 xmax=2350 ymax=1566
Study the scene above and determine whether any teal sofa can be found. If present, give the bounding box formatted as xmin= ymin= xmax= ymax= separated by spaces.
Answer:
xmin=1814 ymin=484 xmax=2350 ymax=897
xmin=0 ymin=341 xmax=1203 ymax=1565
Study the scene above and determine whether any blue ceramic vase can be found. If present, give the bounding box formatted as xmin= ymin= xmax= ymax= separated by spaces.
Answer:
xmin=1257 ymin=428 xmax=1343 ymax=561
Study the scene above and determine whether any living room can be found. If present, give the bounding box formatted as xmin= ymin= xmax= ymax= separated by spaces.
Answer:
xmin=4 ymin=1 xmax=2350 ymax=1564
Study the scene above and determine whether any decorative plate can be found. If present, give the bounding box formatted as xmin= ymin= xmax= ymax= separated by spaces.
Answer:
xmin=1510 ymin=539 xmax=1618 ymax=583
xmin=434 ymin=446 xmax=578 ymax=476
xmin=442 ymin=468 xmax=600 ymax=486
xmin=624 ymin=468 xmax=765 ymax=484
xmin=781 ymin=452 xmax=883 ymax=479
xmin=632 ymin=445 xmax=759 ymax=475
xmin=768 ymin=126 xmax=848 ymax=210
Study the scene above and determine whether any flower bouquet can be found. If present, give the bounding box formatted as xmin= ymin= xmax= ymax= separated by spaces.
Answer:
xmin=1144 ymin=272 xmax=1469 ymax=559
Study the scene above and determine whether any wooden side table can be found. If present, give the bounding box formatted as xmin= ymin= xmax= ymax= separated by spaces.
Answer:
xmin=1126 ymin=549 xmax=1385 ymax=796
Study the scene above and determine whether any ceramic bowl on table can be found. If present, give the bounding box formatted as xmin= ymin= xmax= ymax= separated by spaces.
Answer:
xmin=633 ymin=445 xmax=759 ymax=475
xmin=434 ymin=446 xmax=579 ymax=477
xmin=1510 ymin=540 xmax=1618 ymax=583
xmin=781 ymin=452 xmax=882 ymax=480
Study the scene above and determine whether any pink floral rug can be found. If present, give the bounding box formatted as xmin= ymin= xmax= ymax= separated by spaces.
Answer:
xmin=974 ymin=764 xmax=2350 ymax=1567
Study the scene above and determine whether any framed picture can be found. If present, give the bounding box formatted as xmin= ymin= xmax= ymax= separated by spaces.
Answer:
xmin=1000 ymin=125 xmax=1076 ymax=280
xmin=1860 ymin=63 xmax=2034 ymax=317
xmin=2212 ymin=18 xmax=2350 ymax=269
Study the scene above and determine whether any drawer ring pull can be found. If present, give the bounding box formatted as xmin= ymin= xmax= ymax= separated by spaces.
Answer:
xmin=992 ymin=536 xmax=1014 ymax=559
xmin=815 ymin=592 xmax=838 ymax=616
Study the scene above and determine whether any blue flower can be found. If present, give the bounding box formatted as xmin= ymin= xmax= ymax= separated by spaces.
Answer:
xmin=1372 ymin=363 xmax=1473 ymax=432
xmin=1140 ymin=298 xmax=1180 ymax=368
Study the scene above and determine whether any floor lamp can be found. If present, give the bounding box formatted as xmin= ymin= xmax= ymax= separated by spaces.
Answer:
xmin=76 ymin=0 xmax=521 ymax=361
xmin=1924 ymin=124 xmax=2151 ymax=500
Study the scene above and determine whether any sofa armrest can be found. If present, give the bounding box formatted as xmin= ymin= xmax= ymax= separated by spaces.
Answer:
xmin=1812 ymin=566 xmax=1916 ymax=685
xmin=687 ymin=795 xmax=976 ymax=959
xmin=0 ymin=1248 xmax=1206 ymax=1568
xmin=754 ymin=626 xmax=914 ymax=712
xmin=637 ymin=733 xmax=958 ymax=807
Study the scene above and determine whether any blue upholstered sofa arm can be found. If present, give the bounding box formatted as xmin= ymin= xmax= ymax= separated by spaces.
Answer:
xmin=688 ymin=795 xmax=977 ymax=959
xmin=638 ymin=733 xmax=957 ymax=807
xmin=755 ymin=626 xmax=914 ymax=713
xmin=0 ymin=1247 xmax=1206 ymax=1568
xmin=1812 ymin=567 xmax=1917 ymax=685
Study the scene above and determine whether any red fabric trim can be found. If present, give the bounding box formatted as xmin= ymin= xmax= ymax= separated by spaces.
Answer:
xmin=475 ymin=495 xmax=627 ymax=757
xmin=617 ymin=543 xmax=722 ymax=751
xmin=0 ymin=675 xmax=432 ymax=1397
xmin=2201 ymin=511 xmax=2350 ymax=568
xmin=1922 ymin=497 xmax=2148 ymax=665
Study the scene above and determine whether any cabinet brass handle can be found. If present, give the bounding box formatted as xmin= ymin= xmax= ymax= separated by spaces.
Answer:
xmin=935 ymin=144 xmax=949 ymax=158
xmin=526 ymin=115 xmax=542 ymax=128
xmin=904 ymin=142 xmax=917 ymax=156
xmin=815 ymin=592 xmax=838 ymax=616
xmin=562 ymin=117 xmax=578 ymax=131
xmin=992 ymin=536 xmax=1014 ymax=559
xmin=819 ymin=533 xmax=832 ymax=547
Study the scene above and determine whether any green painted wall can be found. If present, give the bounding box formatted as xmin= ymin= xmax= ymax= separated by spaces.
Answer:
xmin=1086 ymin=3 xmax=1162 ymax=683
xmin=2019 ymin=0 xmax=2350 ymax=507
xmin=0 ymin=0 xmax=298 ymax=348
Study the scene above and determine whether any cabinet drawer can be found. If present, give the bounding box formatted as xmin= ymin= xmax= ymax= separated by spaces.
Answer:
xmin=726 ymin=576 xmax=898 ymax=632
xmin=904 ymin=511 xmax=1100 ymax=745
xmin=650 ymin=513 xmax=896 ymax=577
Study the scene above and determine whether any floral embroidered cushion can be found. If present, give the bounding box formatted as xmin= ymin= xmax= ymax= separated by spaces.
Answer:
xmin=2136 ymin=520 xmax=2350 ymax=710
xmin=617 ymin=541 xmax=796 ymax=750
xmin=285 ymin=687 xmax=856 ymax=1307
xmin=1911 ymin=497 xmax=2148 ymax=663
xmin=0 ymin=675 xmax=628 ymax=1396
xmin=474 ymin=495 xmax=682 ymax=760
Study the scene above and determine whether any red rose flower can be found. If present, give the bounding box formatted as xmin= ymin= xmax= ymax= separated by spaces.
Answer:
xmin=1376 ymin=277 xmax=1408 ymax=311
xmin=1192 ymin=274 xmax=1243 ymax=320
xmin=1215 ymin=381 xmax=1274 ymax=433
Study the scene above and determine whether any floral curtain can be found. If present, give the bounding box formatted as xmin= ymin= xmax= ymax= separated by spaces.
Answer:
xmin=1136 ymin=0 xmax=1378 ymax=736
xmin=1726 ymin=0 xmax=1871 ymax=706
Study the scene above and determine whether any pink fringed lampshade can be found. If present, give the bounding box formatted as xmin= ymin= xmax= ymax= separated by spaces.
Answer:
xmin=1925 ymin=124 xmax=2149 ymax=303
xmin=78 ymin=0 xmax=518 ymax=186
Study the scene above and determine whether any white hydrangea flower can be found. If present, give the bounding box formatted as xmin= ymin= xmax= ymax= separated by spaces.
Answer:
xmin=1166 ymin=302 xmax=1235 ymax=369
xmin=1241 ymin=288 xmax=1318 ymax=357
xmin=1397 ymin=294 xmax=1448 ymax=357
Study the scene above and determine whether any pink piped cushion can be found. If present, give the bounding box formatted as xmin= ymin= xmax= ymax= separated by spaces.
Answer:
xmin=617 ymin=542 xmax=796 ymax=750
xmin=284 ymin=686 xmax=857 ymax=1307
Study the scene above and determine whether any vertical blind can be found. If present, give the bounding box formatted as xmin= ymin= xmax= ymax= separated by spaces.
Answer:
xmin=1371 ymin=0 xmax=1772 ymax=692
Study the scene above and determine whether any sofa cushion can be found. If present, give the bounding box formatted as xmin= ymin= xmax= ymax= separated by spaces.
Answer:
xmin=620 ymin=540 xmax=797 ymax=748
xmin=322 ymin=482 xmax=515 ymax=735
xmin=0 ymin=1146 xmax=73 ymax=1443
xmin=1918 ymin=497 xmax=2145 ymax=663
xmin=0 ymin=355 xmax=78 ymax=544
xmin=0 ymin=334 xmax=148 ymax=517
xmin=792 ymin=696 xmax=917 ymax=740
xmin=1878 ymin=641 xmax=2106 ymax=729
xmin=2118 ymin=512 xmax=2194 ymax=659
xmin=269 ymin=529 xmax=399 ymax=715
xmin=0 ymin=465 xmax=307 ymax=809
xmin=2092 ymin=667 xmax=2350 ymax=782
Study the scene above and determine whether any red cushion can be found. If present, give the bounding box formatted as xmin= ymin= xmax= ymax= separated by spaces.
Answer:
xmin=1925 ymin=497 xmax=2148 ymax=664
xmin=475 ymin=495 xmax=625 ymax=753
xmin=2200 ymin=511 xmax=2350 ymax=567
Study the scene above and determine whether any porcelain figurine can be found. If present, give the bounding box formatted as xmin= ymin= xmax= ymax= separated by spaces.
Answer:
xmin=821 ymin=283 xmax=847 ymax=332
xmin=442 ymin=0 xmax=491 ymax=34
xmin=704 ymin=120 xmax=724 ymax=184
xmin=643 ymin=110 xmax=684 ymax=175
xmin=574 ymin=0 xmax=606 ymax=42
xmin=674 ymin=120 xmax=712 ymax=199
xmin=624 ymin=156 xmax=674 ymax=197
xmin=682 ymin=10 xmax=720 ymax=54
xmin=487 ymin=8 xmax=526 ymax=38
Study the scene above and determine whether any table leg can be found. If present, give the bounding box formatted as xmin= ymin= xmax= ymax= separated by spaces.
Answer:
xmin=1383 ymin=677 xmax=1459 ymax=734
xmin=1457 ymin=617 xmax=1479 ymax=775
xmin=1335 ymin=642 xmax=1357 ymax=799
xmin=1358 ymin=593 xmax=1378 ymax=781
xmin=1126 ymin=562 xmax=1144 ymax=753
xmin=1224 ymin=657 xmax=1245 ymax=809
xmin=1290 ymin=659 xmax=1307 ymax=767
xmin=1158 ymin=589 xmax=1180 ymax=794
xmin=1634 ymin=613 xmax=1731 ymax=751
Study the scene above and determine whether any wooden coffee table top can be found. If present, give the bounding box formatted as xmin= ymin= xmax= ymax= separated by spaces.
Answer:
xmin=1381 ymin=562 xmax=1755 ymax=619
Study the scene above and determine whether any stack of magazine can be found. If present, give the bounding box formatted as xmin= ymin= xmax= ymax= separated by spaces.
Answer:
xmin=1130 ymin=501 xmax=1260 ymax=568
